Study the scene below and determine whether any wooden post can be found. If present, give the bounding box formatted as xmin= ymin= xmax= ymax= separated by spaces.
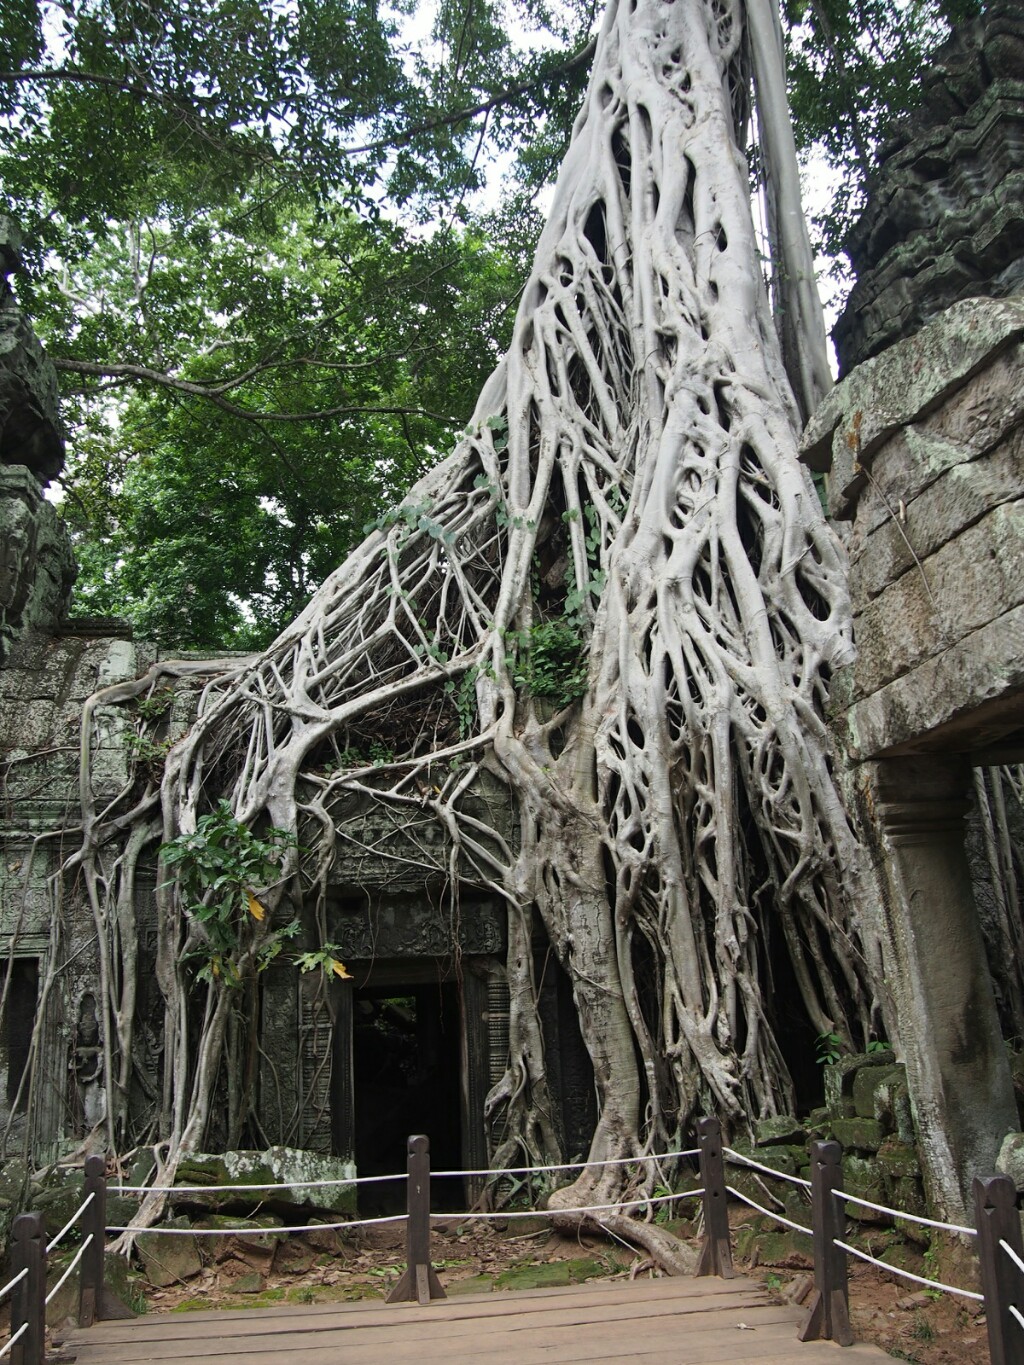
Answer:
xmin=78 ymin=1155 xmax=106 ymax=1327
xmin=9 ymin=1212 xmax=45 ymax=1365
xmin=695 ymin=1116 xmax=734 ymax=1278
xmin=974 ymin=1174 xmax=1024 ymax=1365
xmin=386 ymin=1135 xmax=446 ymax=1305
xmin=799 ymin=1140 xmax=852 ymax=1346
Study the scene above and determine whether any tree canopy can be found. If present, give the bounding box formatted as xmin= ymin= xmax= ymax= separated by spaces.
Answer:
xmin=0 ymin=0 xmax=978 ymax=646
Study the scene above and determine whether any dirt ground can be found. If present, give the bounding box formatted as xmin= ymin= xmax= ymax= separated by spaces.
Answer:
xmin=133 ymin=1210 xmax=991 ymax=1363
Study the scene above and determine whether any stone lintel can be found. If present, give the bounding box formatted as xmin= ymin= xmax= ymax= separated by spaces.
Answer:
xmin=836 ymin=601 xmax=1024 ymax=761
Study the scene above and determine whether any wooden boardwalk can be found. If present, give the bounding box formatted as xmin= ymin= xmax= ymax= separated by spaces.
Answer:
xmin=59 ymin=1274 xmax=890 ymax=1364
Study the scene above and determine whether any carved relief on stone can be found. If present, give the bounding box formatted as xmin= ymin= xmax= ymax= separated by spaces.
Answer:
xmin=834 ymin=1 xmax=1024 ymax=374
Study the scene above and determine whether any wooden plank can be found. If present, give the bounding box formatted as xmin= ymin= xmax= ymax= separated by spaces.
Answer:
xmin=64 ymin=1296 xmax=793 ymax=1358
xmin=63 ymin=1278 xmax=767 ymax=1343
xmin=60 ymin=1274 xmax=890 ymax=1365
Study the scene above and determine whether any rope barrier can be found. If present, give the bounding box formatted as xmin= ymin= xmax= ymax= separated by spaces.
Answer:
xmin=44 ymin=1234 xmax=92 ymax=1306
xmin=106 ymin=1212 xmax=408 ymax=1236
xmin=833 ymin=1238 xmax=983 ymax=1302
xmin=1010 ymin=1304 xmax=1024 ymax=1331
xmin=430 ymin=1189 xmax=704 ymax=1221
xmin=433 ymin=1148 xmax=702 ymax=1181
xmin=725 ymin=1185 xmax=812 ymax=1237
xmin=833 ymin=1188 xmax=976 ymax=1238
xmin=45 ymin=1190 xmax=96 ymax=1253
xmin=1001 ymin=1238 xmax=1024 ymax=1278
xmin=0 ymin=1267 xmax=27 ymax=1303
xmin=115 ymin=1170 xmax=406 ymax=1196
xmin=723 ymin=1147 xmax=812 ymax=1190
xmin=0 ymin=1322 xmax=27 ymax=1359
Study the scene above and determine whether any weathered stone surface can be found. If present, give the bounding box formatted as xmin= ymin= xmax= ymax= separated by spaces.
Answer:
xmin=840 ymin=1155 xmax=890 ymax=1225
xmin=0 ymin=465 xmax=75 ymax=663
xmin=853 ymin=1063 xmax=907 ymax=1122
xmin=0 ymin=222 xmax=65 ymax=483
xmin=850 ymin=422 xmax=1024 ymax=605
xmin=823 ymin=1051 xmax=895 ymax=1119
xmin=840 ymin=600 xmax=1024 ymax=759
xmin=138 ymin=1216 xmax=203 ymax=1287
xmin=172 ymin=1148 xmax=356 ymax=1214
xmin=734 ymin=1220 xmax=814 ymax=1270
xmin=996 ymin=1132 xmax=1024 ymax=1191
xmin=753 ymin=1116 xmax=806 ymax=1147
xmin=191 ymin=1212 xmax=285 ymax=1265
xmin=831 ymin=2 xmax=1024 ymax=373
xmin=831 ymin=1117 xmax=887 ymax=1153
xmin=801 ymin=296 xmax=1024 ymax=513
xmin=853 ymin=498 xmax=1024 ymax=699
xmin=877 ymin=1139 xmax=921 ymax=1181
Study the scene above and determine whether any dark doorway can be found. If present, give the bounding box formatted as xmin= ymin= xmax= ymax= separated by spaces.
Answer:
xmin=3 ymin=957 xmax=37 ymax=1112
xmin=352 ymin=981 xmax=462 ymax=1207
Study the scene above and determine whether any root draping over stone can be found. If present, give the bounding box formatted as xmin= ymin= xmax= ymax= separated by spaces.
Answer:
xmin=68 ymin=0 xmax=891 ymax=1219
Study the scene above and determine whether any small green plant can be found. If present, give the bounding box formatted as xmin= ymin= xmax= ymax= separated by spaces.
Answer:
xmin=815 ymin=1030 xmax=843 ymax=1066
xmin=513 ymin=619 xmax=587 ymax=707
xmin=134 ymin=689 xmax=175 ymax=721
xmin=866 ymin=1039 xmax=891 ymax=1054
xmin=764 ymin=1272 xmax=783 ymax=1293
xmin=161 ymin=801 xmax=300 ymax=987
xmin=296 ymin=941 xmax=352 ymax=981
xmin=910 ymin=1315 xmax=935 ymax=1342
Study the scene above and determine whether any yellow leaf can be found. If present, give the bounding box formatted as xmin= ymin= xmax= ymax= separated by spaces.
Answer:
xmin=330 ymin=959 xmax=352 ymax=980
xmin=247 ymin=893 xmax=265 ymax=921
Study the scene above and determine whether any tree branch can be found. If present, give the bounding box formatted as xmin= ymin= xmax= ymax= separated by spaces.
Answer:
xmin=51 ymin=358 xmax=459 ymax=424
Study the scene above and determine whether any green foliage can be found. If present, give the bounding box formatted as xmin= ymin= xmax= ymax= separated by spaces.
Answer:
xmin=511 ymin=619 xmax=587 ymax=708
xmin=782 ymin=0 xmax=982 ymax=264
xmin=160 ymin=800 xmax=300 ymax=986
xmin=815 ymin=1030 xmax=843 ymax=1066
xmin=295 ymin=943 xmax=352 ymax=980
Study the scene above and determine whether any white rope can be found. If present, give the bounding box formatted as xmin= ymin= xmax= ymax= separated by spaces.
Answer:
xmin=106 ymin=1213 xmax=407 ymax=1236
xmin=1009 ymin=1304 xmax=1024 ymax=1331
xmin=430 ymin=1190 xmax=704 ymax=1221
xmin=726 ymin=1185 xmax=812 ymax=1237
xmin=0 ymin=1322 xmax=27 ymax=1358
xmin=723 ymin=1148 xmax=812 ymax=1190
xmin=44 ymin=1235 xmax=92 ymax=1306
xmin=0 ymin=1267 xmax=27 ymax=1303
xmin=116 ymin=1170 xmax=405 ymax=1195
xmin=116 ymin=1147 xmax=702 ymax=1196
xmin=46 ymin=1190 xmax=96 ymax=1253
xmin=434 ymin=1148 xmax=702 ymax=1181
xmin=834 ymin=1238 xmax=984 ymax=1301
xmin=1001 ymin=1239 xmax=1024 ymax=1278
xmin=833 ymin=1189 xmax=975 ymax=1238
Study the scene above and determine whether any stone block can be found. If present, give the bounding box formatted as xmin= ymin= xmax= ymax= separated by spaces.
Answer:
xmin=997 ymin=1131 xmax=1024 ymax=1190
xmin=171 ymin=1147 xmax=356 ymax=1215
xmin=191 ymin=1212 xmax=285 ymax=1265
xmin=734 ymin=1219 xmax=814 ymax=1270
xmin=877 ymin=1139 xmax=921 ymax=1180
xmin=824 ymin=1051 xmax=895 ymax=1118
xmin=853 ymin=1062 xmax=907 ymax=1121
xmin=840 ymin=1155 xmax=891 ymax=1225
xmin=831 ymin=1117 xmax=887 ymax=1153
xmin=753 ymin=1116 xmax=806 ymax=1146
xmin=138 ymin=1216 xmax=202 ymax=1287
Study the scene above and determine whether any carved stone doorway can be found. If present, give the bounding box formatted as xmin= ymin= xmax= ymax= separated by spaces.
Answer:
xmin=331 ymin=958 xmax=495 ymax=1209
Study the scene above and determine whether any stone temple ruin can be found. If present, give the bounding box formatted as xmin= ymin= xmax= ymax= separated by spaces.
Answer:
xmin=0 ymin=1 xmax=1023 ymax=1236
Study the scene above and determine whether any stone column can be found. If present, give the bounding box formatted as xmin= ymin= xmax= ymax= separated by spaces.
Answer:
xmin=871 ymin=755 xmax=1018 ymax=1219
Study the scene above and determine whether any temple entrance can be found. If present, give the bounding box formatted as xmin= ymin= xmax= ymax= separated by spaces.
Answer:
xmin=332 ymin=960 xmax=493 ymax=1210
xmin=352 ymin=981 xmax=462 ymax=1196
